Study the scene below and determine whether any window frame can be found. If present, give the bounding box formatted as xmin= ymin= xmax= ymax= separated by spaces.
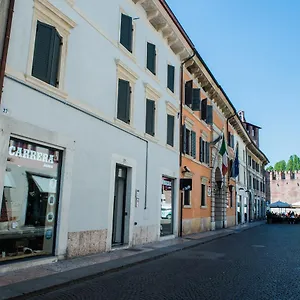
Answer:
xmin=26 ymin=0 xmax=76 ymax=98
xmin=167 ymin=64 xmax=175 ymax=93
xmin=146 ymin=41 xmax=157 ymax=76
xmin=166 ymin=101 xmax=178 ymax=148
xmin=201 ymin=183 xmax=206 ymax=207
xmin=119 ymin=12 xmax=134 ymax=53
xmin=183 ymin=189 xmax=191 ymax=206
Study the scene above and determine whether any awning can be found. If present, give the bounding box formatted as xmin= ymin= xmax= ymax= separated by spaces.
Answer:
xmin=4 ymin=171 xmax=16 ymax=188
xmin=32 ymin=175 xmax=57 ymax=194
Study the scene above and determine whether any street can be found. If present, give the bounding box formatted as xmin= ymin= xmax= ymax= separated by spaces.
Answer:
xmin=25 ymin=224 xmax=300 ymax=300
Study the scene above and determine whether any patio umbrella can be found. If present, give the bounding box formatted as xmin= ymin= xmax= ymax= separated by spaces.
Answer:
xmin=269 ymin=201 xmax=291 ymax=208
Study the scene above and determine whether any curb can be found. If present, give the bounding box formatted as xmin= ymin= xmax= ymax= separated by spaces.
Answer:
xmin=0 ymin=222 xmax=264 ymax=300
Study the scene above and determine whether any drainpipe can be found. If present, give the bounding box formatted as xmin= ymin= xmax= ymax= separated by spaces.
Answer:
xmin=179 ymin=49 xmax=195 ymax=237
xmin=0 ymin=0 xmax=15 ymax=105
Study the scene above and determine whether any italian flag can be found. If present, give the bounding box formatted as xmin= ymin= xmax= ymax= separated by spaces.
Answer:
xmin=219 ymin=134 xmax=228 ymax=176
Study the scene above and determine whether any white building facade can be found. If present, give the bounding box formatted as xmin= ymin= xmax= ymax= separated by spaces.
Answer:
xmin=0 ymin=0 xmax=194 ymax=264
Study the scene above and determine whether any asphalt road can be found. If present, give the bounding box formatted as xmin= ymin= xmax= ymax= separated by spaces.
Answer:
xmin=26 ymin=224 xmax=300 ymax=300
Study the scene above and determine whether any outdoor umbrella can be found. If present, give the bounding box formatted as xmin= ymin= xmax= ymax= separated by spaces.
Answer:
xmin=269 ymin=201 xmax=291 ymax=208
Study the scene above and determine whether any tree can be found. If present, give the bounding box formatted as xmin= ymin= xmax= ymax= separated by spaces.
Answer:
xmin=286 ymin=155 xmax=294 ymax=171
xmin=274 ymin=160 xmax=286 ymax=172
xmin=266 ymin=165 xmax=274 ymax=171
xmin=293 ymin=155 xmax=300 ymax=171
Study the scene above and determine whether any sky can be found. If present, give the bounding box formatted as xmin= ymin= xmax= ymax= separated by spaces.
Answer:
xmin=166 ymin=0 xmax=300 ymax=166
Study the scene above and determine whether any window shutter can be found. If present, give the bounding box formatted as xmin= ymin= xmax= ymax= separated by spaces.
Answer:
xmin=207 ymin=105 xmax=213 ymax=124
xmin=199 ymin=137 xmax=203 ymax=162
xmin=205 ymin=142 xmax=210 ymax=164
xmin=117 ymin=79 xmax=131 ymax=123
xmin=120 ymin=14 xmax=133 ymax=52
xmin=167 ymin=114 xmax=175 ymax=146
xmin=192 ymin=88 xmax=201 ymax=111
xmin=201 ymin=98 xmax=207 ymax=120
xmin=49 ymin=29 xmax=62 ymax=87
xmin=182 ymin=124 xmax=186 ymax=154
xmin=167 ymin=65 xmax=175 ymax=92
xmin=186 ymin=129 xmax=190 ymax=155
xmin=185 ymin=80 xmax=193 ymax=107
xmin=32 ymin=21 xmax=55 ymax=84
xmin=146 ymin=99 xmax=155 ymax=136
xmin=191 ymin=131 xmax=196 ymax=158
xmin=147 ymin=42 xmax=156 ymax=75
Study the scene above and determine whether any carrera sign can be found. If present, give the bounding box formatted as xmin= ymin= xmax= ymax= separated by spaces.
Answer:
xmin=8 ymin=146 xmax=55 ymax=164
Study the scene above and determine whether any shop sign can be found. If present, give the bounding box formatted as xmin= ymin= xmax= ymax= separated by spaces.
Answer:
xmin=8 ymin=146 xmax=55 ymax=165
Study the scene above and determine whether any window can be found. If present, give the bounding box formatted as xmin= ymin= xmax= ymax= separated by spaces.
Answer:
xmin=199 ymin=138 xmax=209 ymax=164
xmin=147 ymin=42 xmax=156 ymax=75
xmin=184 ymin=80 xmax=193 ymax=108
xmin=281 ymin=172 xmax=285 ymax=180
xmin=272 ymin=172 xmax=276 ymax=180
xmin=183 ymin=125 xmax=196 ymax=158
xmin=201 ymin=98 xmax=207 ymax=121
xmin=230 ymin=188 xmax=233 ymax=207
xmin=192 ymin=89 xmax=201 ymax=111
xmin=201 ymin=184 xmax=206 ymax=207
xmin=291 ymin=172 xmax=295 ymax=180
xmin=167 ymin=114 xmax=175 ymax=146
xmin=167 ymin=65 xmax=175 ymax=92
xmin=32 ymin=21 xmax=62 ymax=87
xmin=228 ymin=132 xmax=234 ymax=148
xmin=183 ymin=189 xmax=191 ymax=206
xmin=145 ymin=99 xmax=155 ymax=136
xmin=117 ymin=79 xmax=131 ymax=124
xmin=191 ymin=131 xmax=196 ymax=158
xmin=207 ymin=105 xmax=213 ymax=125
xmin=120 ymin=13 xmax=133 ymax=52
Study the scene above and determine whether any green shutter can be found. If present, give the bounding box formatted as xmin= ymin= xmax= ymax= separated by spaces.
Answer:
xmin=32 ymin=21 xmax=54 ymax=84
xmin=201 ymin=98 xmax=207 ymax=120
xmin=191 ymin=131 xmax=196 ymax=158
xmin=167 ymin=114 xmax=175 ymax=146
xmin=205 ymin=142 xmax=210 ymax=164
xmin=199 ymin=137 xmax=203 ymax=162
xmin=120 ymin=14 xmax=133 ymax=52
xmin=146 ymin=99 xmax=155 ymax=136
xmin=182 ymin=124 xmax=186 ymax=154
xmin=192 ymin=88 xmax=201 ymax=111
xmin=207 ymin=105 xmax=213 ymax=124
xmin=147 ymin=42 xmax=156 ymax=74
xmin=185 ymin=80 xmax=193 ymax=107
xmin=49 ymin=29 xmax=62 ymax=87
xmin=167 ymin=65 xmax=175 ymax=92
xmin=117 ymin=79 xmax=131 ymax=123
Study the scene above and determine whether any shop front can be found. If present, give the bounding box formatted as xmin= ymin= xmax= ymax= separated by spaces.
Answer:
xmin=0 ymin=137 xmax=62 ymax=263
xmin=160 ymin=176 xmax=174 ymax=236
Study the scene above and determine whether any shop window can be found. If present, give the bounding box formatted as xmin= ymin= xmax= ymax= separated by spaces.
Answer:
xmin=0 ymin=137 xmax=62 ymax=263
xmin=120 ymin=13 xmax=133 ymax=53
xmin=160 ymin=177 xmax=174 ymax=236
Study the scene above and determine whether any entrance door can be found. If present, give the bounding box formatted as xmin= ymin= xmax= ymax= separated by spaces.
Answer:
xmin=112 ymin=165 xmax=129 ymax=246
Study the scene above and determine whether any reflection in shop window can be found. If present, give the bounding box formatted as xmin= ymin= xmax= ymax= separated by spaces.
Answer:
xmin=0 ymin=138 xmax=61 ymax=263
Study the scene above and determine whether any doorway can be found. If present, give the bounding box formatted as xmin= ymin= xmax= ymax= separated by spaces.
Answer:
xmin=112 ymin=165 xmax=130 ymax=247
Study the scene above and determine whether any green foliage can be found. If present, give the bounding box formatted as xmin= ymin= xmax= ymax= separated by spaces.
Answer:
xmin=266 ymin=165 xmax=274 ymax=171
xmin=273 ymin=155 xmax=300 ymax=172
xmin=274 ymin=160 xmax=286 ymax=172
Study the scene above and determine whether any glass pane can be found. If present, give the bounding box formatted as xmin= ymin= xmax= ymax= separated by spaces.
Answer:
xmin=0 ymin=137 xmax=61 ymax=263
xmin=160 ymin=176 xmax=173 ymax=236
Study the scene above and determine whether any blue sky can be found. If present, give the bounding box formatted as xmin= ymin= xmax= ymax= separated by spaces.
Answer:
xmin=166 ymin=0 xmax=300 ymax=166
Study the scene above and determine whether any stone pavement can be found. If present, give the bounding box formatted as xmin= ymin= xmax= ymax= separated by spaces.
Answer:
xmin=0 ymin=221 xmax=264 ymax=300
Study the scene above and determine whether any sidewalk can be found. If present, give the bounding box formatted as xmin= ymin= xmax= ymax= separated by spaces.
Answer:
xmin=0 ymin=221 xmax=265 ymax=300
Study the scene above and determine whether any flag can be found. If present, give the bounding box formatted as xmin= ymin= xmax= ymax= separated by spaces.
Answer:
xmin=219 ymin=133 xmax=228 ymax=176
xmin=232 ymin=144 xmax=239 ymax=178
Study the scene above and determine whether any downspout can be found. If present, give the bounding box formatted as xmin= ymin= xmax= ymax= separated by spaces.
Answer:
xmin=179 ymin=49 xmax=195 ymax=237
xmin=0 ymin=0 xmax=15 ymax=105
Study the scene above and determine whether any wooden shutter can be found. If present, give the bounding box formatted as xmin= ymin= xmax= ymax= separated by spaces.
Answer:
xmin=205 ymin=142 xmax=210 ymax=164
xmin=167 ymin=114 xmax=175 ymax=146
xmin=117 ymin=79 xmax=131 ymax=123
xmin=192 ymin=88 xmax=201 ymax=111
xmin=199 ymin=137 xmax=203 ymax=162
xmin=32 ymin=21 xmax=55 ymax=84
xmin=185 ymin=80 xmax=193 ymax=107
xmin=201 ymin=98 xmax=207 ymax=120
xmin=146 ymin=99 xmax=155 ymax=136
xmin=49 ymin=29 xmax=62 ymax=87
xmin=207 ymin=105 xmax=213 ymax=124
xmin=167 ymin=65 xmax=175 ymax=92
xmin=191 ymin=131 xmax=196 ymax=158
xmin=182 ymin=124 xmax=186 ymax=154
xmin=120 ymin=14 xmax=133 ymax=52
xmin=147 ymin=42 xmax=156 ymax=74
xmin=186 ymin=129 xmax=190 ymax=155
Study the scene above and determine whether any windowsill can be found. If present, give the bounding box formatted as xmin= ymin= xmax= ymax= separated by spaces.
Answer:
xmin=144 ymin=133 xmax=158 ymax=143
xmin=114 ymin=118 xmax=136 ymax=132
xmin=118 ymin=42 xmax=137 ymax=63
xmin=183 ymin=205 xmax=192 ymax=209
xmin=25 ymin=74 xmax=68 ymax=99
xmin=183 ymin=104 xmax=193 ymax=114
xmin=201 ymin=205 xmax=207 ymax=209
xmin=145 ymin=68 xmax=159 ymax=84
xmin=166 ymin=144 xmax=177 ymax=153
xmin=166 ymin=87 xmax=178 ymax=101
xmin=183 ymin=105 xmax=212 ymax=129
